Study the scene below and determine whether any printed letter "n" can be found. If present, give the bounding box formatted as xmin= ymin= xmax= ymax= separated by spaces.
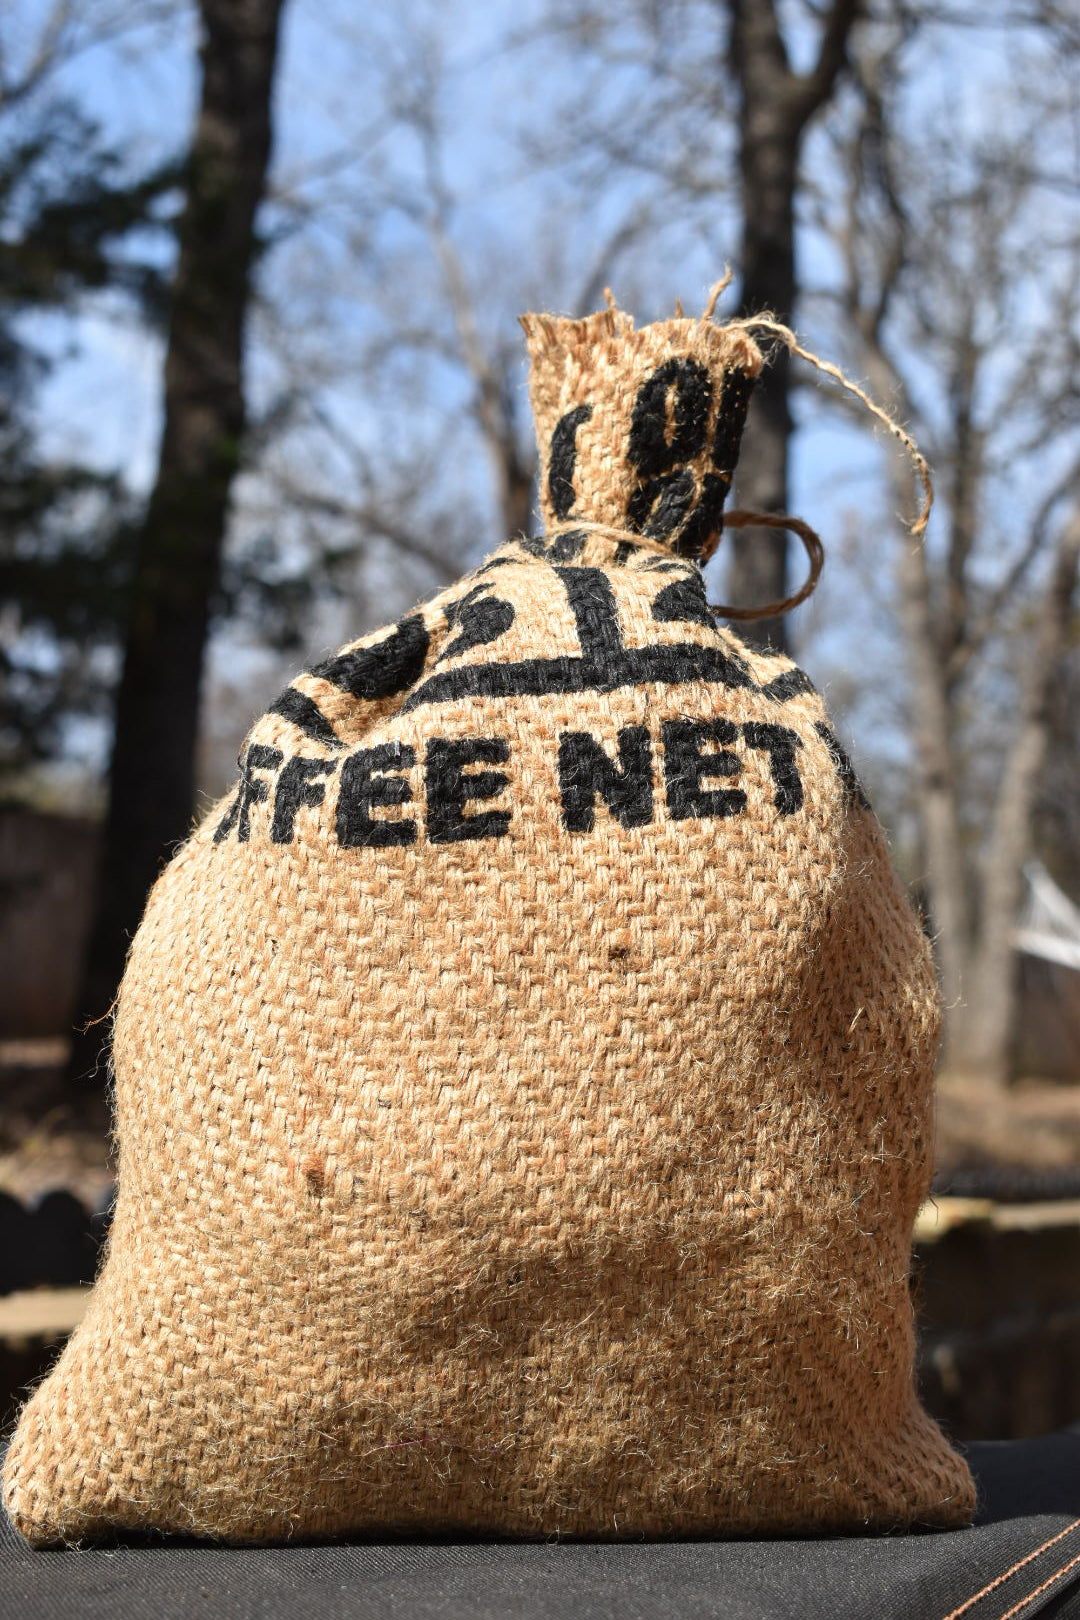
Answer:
xmin=557 ymin=727 xmax=654 ymax=833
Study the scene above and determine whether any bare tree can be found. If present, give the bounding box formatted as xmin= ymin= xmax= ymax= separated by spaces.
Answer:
xmin=729 ymin=0 xmax=861 ymax=645
xmin=70 ymin=0 xmax=285 ymax=1082
xmin=960 ymin=498 xmax=1080 ymax=1079
xmin=242 ymin=6 xmax=666 ymax=613
xmin=826 ymin=21 xmax=1080 ymax=1080
xmin=0 ymin=1 xmax=183 ymax=112
xmin=530 ymin=0 xmax=862 ymax=643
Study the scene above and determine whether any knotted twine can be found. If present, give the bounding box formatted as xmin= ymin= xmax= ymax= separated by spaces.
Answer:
xmin=548 ymin=272 xmax=931 ymax=623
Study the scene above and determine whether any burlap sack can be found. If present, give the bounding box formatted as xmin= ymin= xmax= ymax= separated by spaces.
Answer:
xmin=4 ymin=300 xmax=975 ymax=1545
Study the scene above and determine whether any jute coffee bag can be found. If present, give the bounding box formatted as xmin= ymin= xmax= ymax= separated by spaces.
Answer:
xmin=4 ymin=297 xmax=975 ymax=1544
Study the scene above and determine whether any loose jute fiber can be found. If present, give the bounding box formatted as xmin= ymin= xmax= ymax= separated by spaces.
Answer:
xmin=4 ymin=292 xmax=975 ymax=1544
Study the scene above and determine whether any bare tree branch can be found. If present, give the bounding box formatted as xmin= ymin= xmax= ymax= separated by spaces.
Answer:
xmin=789 ymin=0 xmax=864 ymax=131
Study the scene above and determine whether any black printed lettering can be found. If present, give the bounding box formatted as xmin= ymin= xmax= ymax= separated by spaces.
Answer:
xmin=472 ymin=555 xmax=519 ymax=573
xmin=309 ymin=614 xmax=429 ymax=700
xmin=741 ymin=722 xmax=803 ymax=815
xmin=230 ymin=744 xmax=283 ymax=842
xmin=517 ymin=530 xmax=586 ymax=562
xmin=438 ymin=584 xmax=515 ymax=665
xmin=401 ymin=638 xmax=757 ymax=711
xmin=548 ymin=405 xmax=593 ymax=519
xmin=336 ymin=743 xmax=417 ymax=848
xmin=558 ymin=726 xmax=654 ymax=833
xmin=212 ymin=705 xmax=822 ymax=857
xmin=271 ymin=756 xmax=337 ymax=844
xmin=213 ymin=783 xmax=242 ymax=844
xmin=672 ymin=471 xmax=730 ymax=559
xmin=267 ymin=686 xmax=341 ymax=749
xmin=814 ymin=722 xmax=871 ymax=811
xmin=760 ymin=666 xmax=816 ymax=702
xmin=628 ymin=358 xmax=712 ymax=478
xmin=555 ymin=565 xmax=625 ymax=664
xmin=622 ymin=360 xmax=757 ymax=559
xmin=652 ymin=571 xmax=715 ymax=630
xmin=662 ymin=719 xmax=744 ymax=820
xmin=626 ymin=465 xmax=697 ymax=543
xmin=712 ymin=368 xmax=756 ymax=477
xmin=426 ymin=737 xmax=511 ymax=844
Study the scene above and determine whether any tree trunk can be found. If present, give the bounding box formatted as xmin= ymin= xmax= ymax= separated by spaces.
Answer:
xmin=69 ymin=0 xmax=285 ymax=1086
xmin=727 ymin=0 xmax=860 ymax=649
xmin=502 ymin=455 xmax=536 ymax=542
xmin=951 ymin=507 xmax=1080 ymax=1084
xmin=731 ymin=18 xmax=797 ymax=650
xmin=893 ymin=478 xmax=972 ymax=1036
xmin=860 ymin=333 xmax=972 ymax=1058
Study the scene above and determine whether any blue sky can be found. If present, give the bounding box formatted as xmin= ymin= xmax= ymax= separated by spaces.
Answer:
xmin=6 ymin=0 xmax=1078 ymax=830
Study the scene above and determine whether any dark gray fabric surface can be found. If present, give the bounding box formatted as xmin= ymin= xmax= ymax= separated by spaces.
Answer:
xmin=1 ymin=1432 xmax=1078 ymax=1620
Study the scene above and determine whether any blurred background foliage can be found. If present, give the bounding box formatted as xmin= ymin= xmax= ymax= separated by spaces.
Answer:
xmin=1 ymin=0 xmax=1079 ymax=1093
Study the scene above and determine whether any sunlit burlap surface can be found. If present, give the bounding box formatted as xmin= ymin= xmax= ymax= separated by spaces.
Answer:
xmin=4 ymin=304 xmax=974 ymax=1544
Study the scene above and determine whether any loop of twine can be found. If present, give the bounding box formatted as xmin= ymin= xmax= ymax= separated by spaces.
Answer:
xmin=539 ymin=276 xmax=929 ymax=623
xmin=544 ymin=512 xmax=824 ymax=622
xmin=702 ymin=509 xmax=824 ymax=621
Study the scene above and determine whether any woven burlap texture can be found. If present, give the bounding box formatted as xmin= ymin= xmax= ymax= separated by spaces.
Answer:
xmin=4 ymin=302 xmax=975 ymax=1544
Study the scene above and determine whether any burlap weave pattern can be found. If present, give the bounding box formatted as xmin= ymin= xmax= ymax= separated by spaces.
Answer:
xmin=4 ymin=303 xmax=975 ymax=1544
xmin=522 ymin=306 xmax=762 ymax=555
